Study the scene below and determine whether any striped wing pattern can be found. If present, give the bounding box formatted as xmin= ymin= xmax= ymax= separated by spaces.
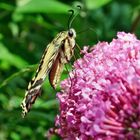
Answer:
xmin=21 ymin=29 xmax=76 ymax=117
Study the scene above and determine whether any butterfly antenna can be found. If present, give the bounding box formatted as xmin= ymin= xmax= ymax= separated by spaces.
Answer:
xmin=68 ymin=5 xmax=81 ymax=29
xmin=68 ymin=9 xmax=74 ymax=29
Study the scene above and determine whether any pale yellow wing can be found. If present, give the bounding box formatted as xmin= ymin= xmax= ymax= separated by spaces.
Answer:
xmin=48 ymin=34 xmax=76 ymax=89
xmin=21 ymin=43 xmax=59 ymax=117
xmin=21 ymin=29 xmax=76 ymax=117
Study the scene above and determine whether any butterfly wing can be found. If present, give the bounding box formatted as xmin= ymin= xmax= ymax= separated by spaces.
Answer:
xmin=49 ymin=36 xmax=76 ymax=89
xmin=21 ymin=43 xmax=60 ymax=117
xmin=21 ymin=29 xmax=76 ymax=117
xmin=49 ymin=52 xmax=64 ymax=89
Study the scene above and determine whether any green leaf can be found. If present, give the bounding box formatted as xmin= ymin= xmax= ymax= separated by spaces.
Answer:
xmin=33 ymin=99 xmax=58 ymax=110
xmin=8 ymin=22 xmax=19 ymax=37
xmin=10 ymin=132 xmax=20 ymax=140
xmin=15 ymin=0 xmax=71 ymax=14
xmin=0 ymin=43 xmax=28 ymax=69
xmin=25 ymin=111 xmax=56 ymax=122
xmin=0 ymin=2 xmax=14 ymax=11
xmin=86 ymin=0 xmax=112 ymax=10
xmin=0 ymin=65 xmax=37 ymax=88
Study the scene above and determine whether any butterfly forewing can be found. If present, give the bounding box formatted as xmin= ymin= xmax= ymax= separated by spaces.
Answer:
xmin=21 ymin=29 xmax=76 ymax=117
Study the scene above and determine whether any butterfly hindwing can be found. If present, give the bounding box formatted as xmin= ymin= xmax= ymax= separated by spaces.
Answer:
xmin=49 ymin=53 xmax=64 ymax=89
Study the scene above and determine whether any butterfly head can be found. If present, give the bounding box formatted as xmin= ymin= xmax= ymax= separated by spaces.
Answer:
xmin=68 ymin=28 xmax=76 ymax=38
xmin=67 ymin=6 xmax=81 ymax=38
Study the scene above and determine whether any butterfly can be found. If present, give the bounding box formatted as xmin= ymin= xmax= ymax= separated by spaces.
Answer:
xmin=21 ymin=6 xmax=81 ymax=117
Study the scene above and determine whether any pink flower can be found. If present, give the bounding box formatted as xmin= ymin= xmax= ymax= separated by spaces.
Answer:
xmin=53 ymin=32 xmax=140 ymax=140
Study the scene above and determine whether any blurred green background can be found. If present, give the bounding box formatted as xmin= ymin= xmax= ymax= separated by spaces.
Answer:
xmin=0 ymin=0 xmax=140 ymax=140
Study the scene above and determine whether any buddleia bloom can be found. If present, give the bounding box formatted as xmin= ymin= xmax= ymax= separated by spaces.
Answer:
xmin=53 ymin=32 xmax=140 ymax=140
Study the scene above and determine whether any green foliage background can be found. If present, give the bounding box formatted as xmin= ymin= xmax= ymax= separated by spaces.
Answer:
xmin=0 ymin=0 xmax=140 ymax=140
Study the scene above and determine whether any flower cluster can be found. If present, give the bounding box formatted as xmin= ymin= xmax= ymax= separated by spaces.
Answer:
xmin=54 ymin=32 xmax=140 ymax=140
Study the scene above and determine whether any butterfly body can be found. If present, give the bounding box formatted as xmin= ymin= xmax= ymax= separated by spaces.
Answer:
xmin=21 ymin=28 xmax=76 ymax=117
